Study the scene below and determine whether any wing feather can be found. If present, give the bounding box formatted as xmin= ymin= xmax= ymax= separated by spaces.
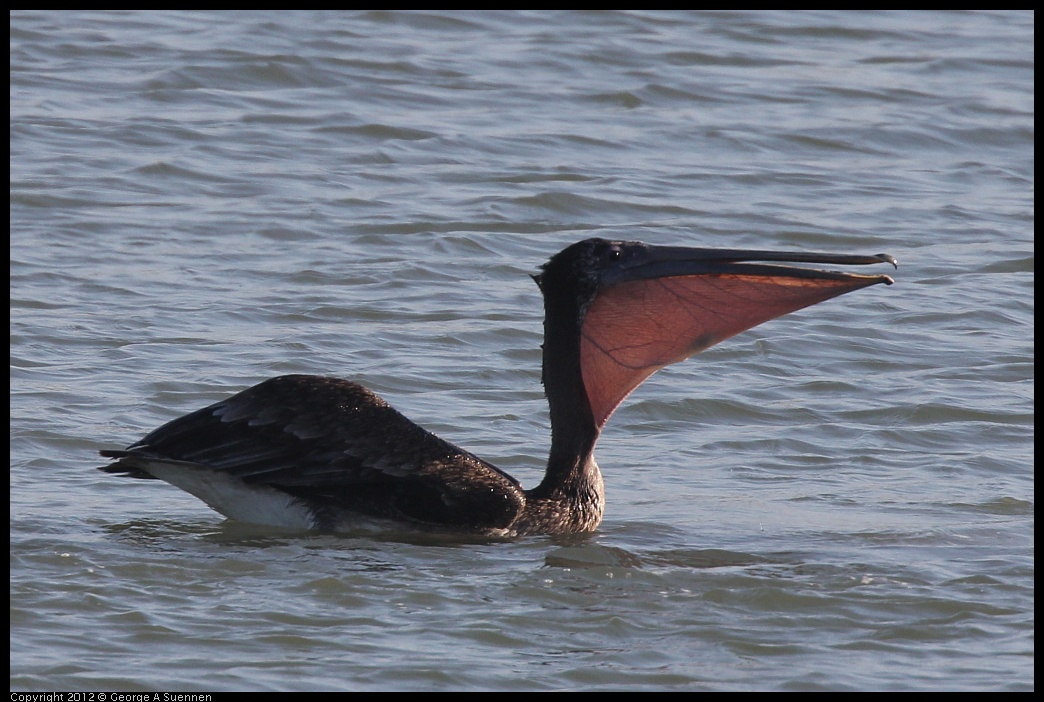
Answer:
xmin=100 ymin=375 xmax=526 ymax=531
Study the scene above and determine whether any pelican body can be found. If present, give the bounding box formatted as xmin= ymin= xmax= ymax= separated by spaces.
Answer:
xmin=100 ymin=238 xmax=896 ymax=537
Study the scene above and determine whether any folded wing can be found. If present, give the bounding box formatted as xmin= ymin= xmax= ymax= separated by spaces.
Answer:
xmin=100 ymin=375 xmax=526 ymax=531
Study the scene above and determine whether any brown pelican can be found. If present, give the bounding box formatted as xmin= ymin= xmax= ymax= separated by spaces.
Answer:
xmin=100 ymin=238 xmax=896 ymax=537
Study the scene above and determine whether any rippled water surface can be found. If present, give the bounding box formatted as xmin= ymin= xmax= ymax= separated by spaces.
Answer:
xmin=10 ymin=10 xmax=1033 ymax=691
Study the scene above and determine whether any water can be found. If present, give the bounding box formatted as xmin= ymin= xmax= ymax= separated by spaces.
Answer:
xmin=10 ymin=10 xmax=1033 ymax=691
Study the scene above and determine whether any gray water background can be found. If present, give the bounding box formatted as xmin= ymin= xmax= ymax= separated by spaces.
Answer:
xmin=10 ymin=10 xmax=1033 ymax=691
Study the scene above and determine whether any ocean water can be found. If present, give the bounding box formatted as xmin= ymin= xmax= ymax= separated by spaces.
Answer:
xmin=10 ymin=10 xmax=1033 ymax=691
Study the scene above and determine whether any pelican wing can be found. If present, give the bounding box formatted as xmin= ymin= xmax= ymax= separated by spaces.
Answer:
xmin=100 ymin=375 xmax=526 ymax=531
